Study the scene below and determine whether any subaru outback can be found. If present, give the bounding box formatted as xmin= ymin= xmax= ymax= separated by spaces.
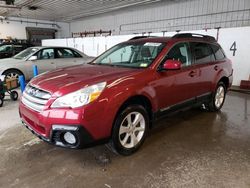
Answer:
xmin=19 ymin=33 xmax=233 ymax=155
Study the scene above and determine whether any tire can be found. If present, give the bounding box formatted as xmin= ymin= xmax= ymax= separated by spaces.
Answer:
xmin=3 ymin=69 xmax=23 ymax=84
xmin=110 ymin=105 xmax=149 ymax=156
xmin=207 ymin=82 xmax=226 ymax=112
xmin=0 ymin=98 xmax=3 ymax=107
xmin=0 ymin=92 xmax=5 ymax=99
xmin=10 ymin=91 xmax=18 ymax=101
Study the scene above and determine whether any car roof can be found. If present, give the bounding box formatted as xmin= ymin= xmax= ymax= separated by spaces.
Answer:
xmin=125 ymin=33 xmax=218 ymax=44
xmin=125 ymin=37 xmax=171 ymax=43
xmin=31 ymin=46 xmax=77 ymax=49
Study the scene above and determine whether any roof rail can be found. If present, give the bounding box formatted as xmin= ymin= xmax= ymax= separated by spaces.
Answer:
xmin=129 ymin=36 xmax=156 ymax=41
xmin=172 ymin=33 xmax=216 ymax=41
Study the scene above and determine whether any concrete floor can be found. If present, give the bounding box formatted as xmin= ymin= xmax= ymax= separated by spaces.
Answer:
xmin=0 ymin=91 xmax=249 ymax=188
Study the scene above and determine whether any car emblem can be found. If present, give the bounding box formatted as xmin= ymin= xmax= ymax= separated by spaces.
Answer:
xmin=26 ymin=87 xmax=39 ymax=96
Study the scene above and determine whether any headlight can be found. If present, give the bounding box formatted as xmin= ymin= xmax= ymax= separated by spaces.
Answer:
xmin=51 ymin=82 xmax=106 ymax=108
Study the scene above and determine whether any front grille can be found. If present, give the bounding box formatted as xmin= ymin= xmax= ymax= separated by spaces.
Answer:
xmin=22 ymin=85 xmax=51 ymax=112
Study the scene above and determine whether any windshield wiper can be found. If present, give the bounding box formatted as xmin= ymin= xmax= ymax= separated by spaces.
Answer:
xmin=91 ymin=63 xmax=118 ymax=67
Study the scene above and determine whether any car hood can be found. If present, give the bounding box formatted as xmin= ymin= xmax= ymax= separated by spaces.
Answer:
xmin=30 ymin=64 xmax=141 ymax=96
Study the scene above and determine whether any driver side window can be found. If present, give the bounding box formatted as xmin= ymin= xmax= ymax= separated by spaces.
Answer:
xmin=165 ymin=43 xmax=191 ymax=67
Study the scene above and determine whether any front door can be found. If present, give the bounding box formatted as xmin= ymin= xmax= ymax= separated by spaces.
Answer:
xmin=153 ymin=42 xmax=199 ymax=111
xmin=26 ymin=48 xmax=57 ymax=79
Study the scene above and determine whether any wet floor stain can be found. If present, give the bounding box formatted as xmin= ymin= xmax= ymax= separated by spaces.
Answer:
xmin=0 ymin=91 xmax=250 ymax=188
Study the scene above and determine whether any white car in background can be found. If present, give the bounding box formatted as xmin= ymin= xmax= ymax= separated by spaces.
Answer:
xmin=0 ymin=46 xmax=94 ymax=81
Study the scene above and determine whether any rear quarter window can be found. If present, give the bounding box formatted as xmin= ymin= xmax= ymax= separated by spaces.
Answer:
xmin=210 ymin=44 xmax=226 ymax=60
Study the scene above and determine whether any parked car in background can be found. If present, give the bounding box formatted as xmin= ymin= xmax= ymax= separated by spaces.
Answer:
xmin=19 ymin=33 xmax=233 ymax=155
xmin=0 ymin=44 xmax=32 ymax=59
xmin=0 ymin=46 xmax=94 ymax=81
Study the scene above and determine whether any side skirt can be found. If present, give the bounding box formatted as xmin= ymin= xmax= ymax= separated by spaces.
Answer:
xmin=153 ymin=92 xmax=212 ymax=121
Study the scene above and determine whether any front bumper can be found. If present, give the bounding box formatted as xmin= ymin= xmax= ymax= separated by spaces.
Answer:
xmin=19 ymin=88 xmax=115 ymax=148
xmin=21 ymin=118 xmax=95 ymax=149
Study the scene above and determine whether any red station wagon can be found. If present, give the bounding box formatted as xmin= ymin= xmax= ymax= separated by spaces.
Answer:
xmin=19 ymin=33 xmax=233 ymax=155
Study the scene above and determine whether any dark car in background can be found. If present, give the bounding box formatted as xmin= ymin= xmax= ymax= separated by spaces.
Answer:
xmin=0 ymin=44 xmax=32 ymax=59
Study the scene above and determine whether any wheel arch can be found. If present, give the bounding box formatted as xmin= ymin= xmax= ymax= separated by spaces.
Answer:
xmin=218 ymin=76 xmax=229 ymax=90
xmin=2 ymin=68 xmax=25 ymax=79
xmin=212 ymin=68 xmax=230 ymax=91
xmin=113 ymin=95 xmax=154 ymax=129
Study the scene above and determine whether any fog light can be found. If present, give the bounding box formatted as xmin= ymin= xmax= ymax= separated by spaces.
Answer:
xmin=63 ymin=132 xmax=76 ymax=145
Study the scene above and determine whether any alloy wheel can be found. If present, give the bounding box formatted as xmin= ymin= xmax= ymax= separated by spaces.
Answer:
xmin=119 ymin=112 xmax=146 ymax=149
xmin=215 ymin=85 xmax=225 ymax=108
xmin=6 ymin=72 xmax=19 ymax=80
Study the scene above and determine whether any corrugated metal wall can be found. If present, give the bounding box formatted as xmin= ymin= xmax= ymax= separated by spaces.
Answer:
xmin=70 ymin=0 xmax=250 ymax=35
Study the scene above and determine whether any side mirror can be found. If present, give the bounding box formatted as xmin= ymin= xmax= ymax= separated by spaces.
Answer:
xmin=161 ymin=59 xmax=181 ymax=71
xmin=29 ymin=56 xmax=37 ymax=61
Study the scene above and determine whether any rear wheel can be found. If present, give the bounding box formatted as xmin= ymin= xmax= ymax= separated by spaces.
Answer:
xmin=207 ymin=82 xmax=226 ymax=112
xmin=110 ymin=105 xmax=149 ymax=156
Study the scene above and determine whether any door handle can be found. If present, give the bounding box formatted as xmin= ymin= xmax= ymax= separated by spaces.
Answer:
xmin=214 ymin=65 xmax=218 ymax=71
xmin=189 ymin=70 xmax=196 ymax=77
xmin=51 ymin=62 xmax=55 ymax=64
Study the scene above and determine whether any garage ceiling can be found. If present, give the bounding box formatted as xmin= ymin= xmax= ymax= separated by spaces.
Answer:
xmin=0 ymin=0 xmax=161 ymax=22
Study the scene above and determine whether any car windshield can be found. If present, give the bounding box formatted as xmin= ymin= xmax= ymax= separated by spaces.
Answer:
xmin=13 ymin=47 xmax=39 ymax=60
xmin=91 ymin=42 xmax=165 ymax=68
xmin=0 ymin=45 xmax=12 ymax=52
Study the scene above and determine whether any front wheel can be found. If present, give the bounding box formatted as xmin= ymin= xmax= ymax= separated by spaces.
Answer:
xmin=110 ymin=105 xmax=149 ymax=156
xmin=207 ymin=82 xmax=226 ymax=112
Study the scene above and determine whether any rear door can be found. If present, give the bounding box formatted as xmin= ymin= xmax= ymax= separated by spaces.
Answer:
xmin=190 ymin=42 xmax=216 ymax=96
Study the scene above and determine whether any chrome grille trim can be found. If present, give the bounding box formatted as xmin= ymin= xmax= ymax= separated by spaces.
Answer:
xmin=22 ymin=96 xmax=45 ymax=112
xmin=22 ymin=85 xmax=51 ymax=112
xmin=23 ymin=92 xmax=48 ymax=105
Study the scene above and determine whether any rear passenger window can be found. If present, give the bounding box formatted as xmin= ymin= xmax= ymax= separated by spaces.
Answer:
xmin=210 ymin=44 xmax=225 ymax=60
xmin=191 ymin=42 xmax=215 ymax=64
xmin=56 ymin=48 xmax=75 ymax=58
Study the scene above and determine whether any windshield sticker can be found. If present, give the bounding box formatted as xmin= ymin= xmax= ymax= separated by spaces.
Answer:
xmin=140 ymin=63 xmax=148 ymax=67
xmin=144 ymin=42 xmax=162 ymax=47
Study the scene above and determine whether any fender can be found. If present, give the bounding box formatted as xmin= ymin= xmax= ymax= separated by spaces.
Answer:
xmin=100 ymin=78 xmax=157 ymax=136
xmin=212 ymin=67 xmax=230 ymax=91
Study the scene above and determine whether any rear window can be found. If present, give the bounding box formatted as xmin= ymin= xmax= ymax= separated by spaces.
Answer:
xmin=191 ymin=42 xmax=215 ymax=64
xmin=210 ymin=44 xmax=226 ymax=60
